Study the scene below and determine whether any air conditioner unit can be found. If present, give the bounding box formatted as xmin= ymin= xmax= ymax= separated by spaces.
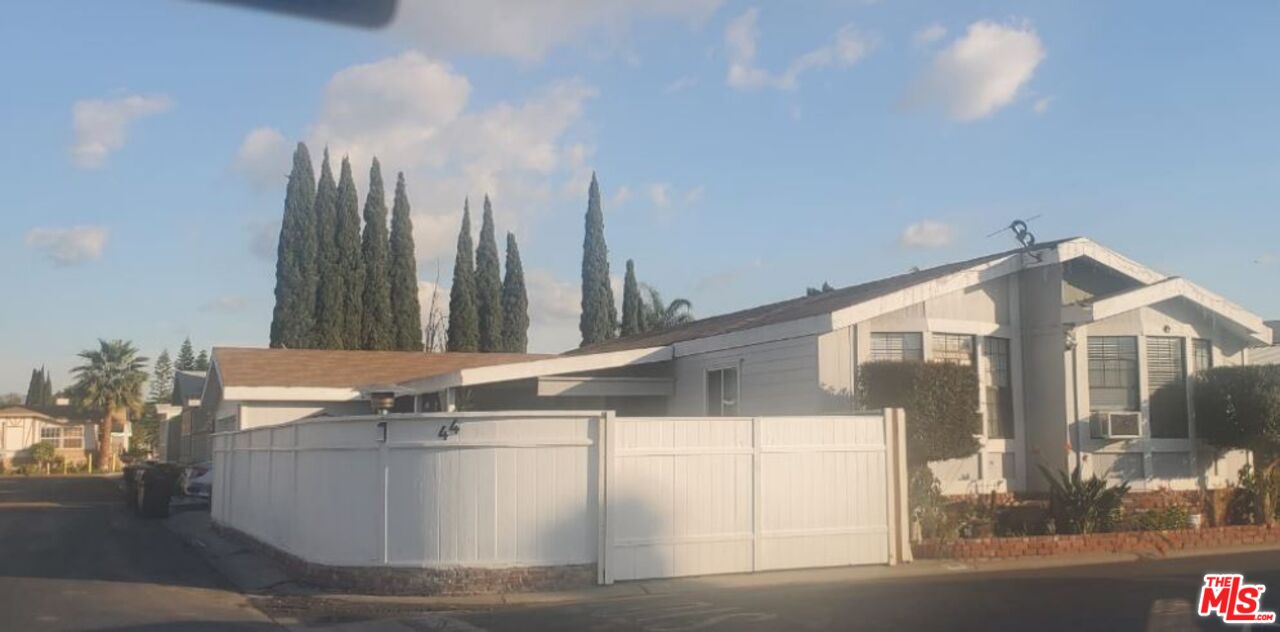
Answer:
xmin=1092 ymin=411 xmax=1141 ymax=439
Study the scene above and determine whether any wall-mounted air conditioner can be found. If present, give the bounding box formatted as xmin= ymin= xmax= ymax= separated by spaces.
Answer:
xmin=1092 ymin=411 xmax=1141 ymax=439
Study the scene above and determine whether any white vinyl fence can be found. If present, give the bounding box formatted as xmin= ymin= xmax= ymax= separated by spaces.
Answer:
xmin=212 ymin=409 xmax=907 ymax=583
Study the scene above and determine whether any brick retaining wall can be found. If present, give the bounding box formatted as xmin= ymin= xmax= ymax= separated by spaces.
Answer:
xmin=213 ymin=522 xmax=596 ymax=595
xmin=914 ymin=524 xmax=1280 ymax=561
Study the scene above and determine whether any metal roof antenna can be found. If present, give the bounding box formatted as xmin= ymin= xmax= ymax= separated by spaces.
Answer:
xmin=986 ymin=214 xmax=1044 ymax=262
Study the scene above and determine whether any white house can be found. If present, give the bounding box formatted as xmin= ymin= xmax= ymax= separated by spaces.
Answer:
xmin=0 ymin=405 xmax=95 ymax=468
xmin=210 ymin=237 xmax=1269 ymax=495
xmin=384 ymin=237 xmax=1270 ymax=494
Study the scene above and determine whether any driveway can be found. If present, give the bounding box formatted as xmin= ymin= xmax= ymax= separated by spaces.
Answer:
xmin=0 ymin=475 xmax=278 ymax=631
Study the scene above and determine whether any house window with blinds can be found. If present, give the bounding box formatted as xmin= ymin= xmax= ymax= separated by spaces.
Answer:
xmin=1148 ymin=337 xmax=1188 ymax=438
xmin=931 ymin=333 xmax=975 ymax=366
xmin=706 ymin=367 xmax=739 ymax=416
xmin=39 ymin=426 xmax=61 ymax=446
xmin=62 ymin=426 xmax=84 ymax=449
xmin=1192 ymin=339 xmax=1213 ymax=373
xmin=869 ymin=333 xmax=923 ymax=362
xmin=984 ymin=337 xmax=1015 ymax=439
xmin=1088 ymin=336 xmax=1139 ymax=412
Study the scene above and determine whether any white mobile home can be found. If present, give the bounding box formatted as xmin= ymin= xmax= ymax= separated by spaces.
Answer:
xmin=390 ymin=237 xmax=1270 ymax=494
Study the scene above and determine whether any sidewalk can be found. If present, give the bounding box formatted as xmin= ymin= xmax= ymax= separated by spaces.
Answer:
xmin=165 ymin=509 xmax=1280 ymax=626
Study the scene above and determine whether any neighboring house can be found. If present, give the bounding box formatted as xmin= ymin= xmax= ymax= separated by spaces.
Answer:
xmin=169 ymin=370 xmax=207 ymax=464
xmin=200 ymin=348 xmax=551 ymax=434
xmin=379 ymin=237 xmax=1270 ymax=494
xmin=0 ymin=405 xmax=95 ymax=467
xmin=1249 ymin=320 xmax=1280 ymax=365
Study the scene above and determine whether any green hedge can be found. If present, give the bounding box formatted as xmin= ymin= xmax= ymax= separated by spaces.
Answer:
xmin=856 ymin=360 xmax=981 ymax=467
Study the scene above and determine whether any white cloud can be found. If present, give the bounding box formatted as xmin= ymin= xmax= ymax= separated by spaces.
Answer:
xmin=726 ymin=8 xmax=875 ymax=91
xmin=612 ymin=185 xmax=633 ymax=207
xmin=252 ymin=50 xmax=598 ymax=264
xmin=235 ymin=127 xmax=291 ymax=190
xmin=649 ymin=183 xmax=671 ymax=208
xmin=247 ymin=220 xmax=279 ymax=262
xmin=70 ymin=94 xmax=173 ymax=168
xmin=683 ymin=186 xmax=705 ymax=205
xmin=525 ymin=268 xmax=582 ymax=352
xmin=904 ymin=19 xmax=1045 ymax=121
xmin=912 ymin=23 xmax=947 ymax=48
xmin=900 ymin=220 xmax=955 ymax=249
xmin=1033 ymin=96 xmax=1053 ymax=114
xmin=24 ymin=225 xmax=109 ymax=265
xmin=394 ymin=1 xmax=724 ymax=62
xmin=664 ymin=76 xmax=698 ymax=93
xmin=201 ymin=296 xmax=248 ymax=314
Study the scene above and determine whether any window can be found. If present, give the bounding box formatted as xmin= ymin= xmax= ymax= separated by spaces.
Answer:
xmin=40 ymin=426 xmax=61 ymax=446
xmin=62 ymin=426 xmax=84 ymax=449
xmin=1147 ymin=337 xmax=1188 ymax=438
xmin=870 ymin=333 xmax=923 ymax=362
xmin=1192 ymin=339 xmax=1213 ymax=373
xmin=1088 ymin=336 xmax=1139 ymax=412
xmin=984 ymin=337 xmax=1015 ymax=439
xmin=706 ymin=367 xmax=739 ymax=416
xmin=931 ymin=333 xmax=975 ymax=366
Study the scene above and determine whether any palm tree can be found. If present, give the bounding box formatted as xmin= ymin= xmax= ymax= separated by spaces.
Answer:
xmin=71 ymin=339 xmax=147 ymax=471
xmin=640 ymin=286 xmax=694 ymax=332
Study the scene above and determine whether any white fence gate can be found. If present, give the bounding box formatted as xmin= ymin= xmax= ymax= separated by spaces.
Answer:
xmin=602 ymin=411 xmax=908 ymax=582
xmin=212 ymin=409 xmax=908 ymax=586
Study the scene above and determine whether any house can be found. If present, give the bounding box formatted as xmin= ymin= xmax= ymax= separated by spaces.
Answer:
xmin=166 ymin=370 xmax=207 ymax=464
xmin=0 ymin=405 xmax=95 ymax=468
xmin=1249 ymin=321 xmax=1280 ymax=365
xmin=200 ymin=348 xmax=552 ymax=434
xmin=379 ymin=237 xmax=1270 ymax=494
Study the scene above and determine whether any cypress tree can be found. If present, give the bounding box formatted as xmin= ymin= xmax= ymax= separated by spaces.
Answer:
xmin=149 ymin=349 xmax=174 ymax=403
xmin=447 ymin=200 xmax=480 ymax=351
xmin=620 ymin=259 xmax=643 ymax=337
xmin=335 ymin=156 xmax=365 ymax=349
xmin=579 ymin=173 xmax=617 ymax=346
xmin=312 ymin=150 xmax=344 ymax=349
xmin=268 ymin=143 xmax=317 ymax=349
xmin=176 ymin=338 xmax=196 ymax=371
xmin=501 ymin=233 xmax=529 ymax=353
xmin=24 ymin=368 xmax=42 ymax=407
xmin=388 ymin=172 xmax=423 ymax=351
xmin=360 ymin=158 xmax=394 ymax=350
xmin=42 ymin=371 xmax=52 ymax=406
xmin=195 ymin=349 xmax=210 ymax=371
xmin=475 ymin=196 xmax=504 ymax=352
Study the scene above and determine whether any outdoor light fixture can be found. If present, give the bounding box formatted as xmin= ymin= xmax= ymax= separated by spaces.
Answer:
xmin=370 ymin=391 xmax=396 ymax=415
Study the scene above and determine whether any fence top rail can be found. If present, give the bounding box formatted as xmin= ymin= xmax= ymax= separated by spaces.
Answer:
xmin=211 ymin=409 xmax=610 ymax=438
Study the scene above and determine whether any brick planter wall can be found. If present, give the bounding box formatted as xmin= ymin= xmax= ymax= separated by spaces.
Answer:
xmin=914 ymin=524 xmax=1280 ymax=561
xmin=213 ymin=523 xmax=596 ymax=596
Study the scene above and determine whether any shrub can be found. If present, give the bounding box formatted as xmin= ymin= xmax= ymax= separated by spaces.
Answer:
xmin=1129 ymin=505 xmax=1191 ymax=532
xmin=29 ymin=442 xmax=57 ymax=466
xmin=1194 ymin=365 xmax=1280 ymax=525
xmin=1226 ymin=464 xmax=1280 ymax=525
xmin=857 ymin=361 xmax=981 ymax=467
xmin=909 ymin=466 xmax=962 ymax=541
xmin=1040 ymin=464 xmax=1129 ymax=534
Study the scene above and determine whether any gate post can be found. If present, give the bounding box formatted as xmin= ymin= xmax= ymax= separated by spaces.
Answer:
xmin=751 ymin=416 xmax=763 ymax=572
xmin=888 ymin=408 xmax=912 ymax=563
xmin=597 ymin=411 xmax=613 ymax=585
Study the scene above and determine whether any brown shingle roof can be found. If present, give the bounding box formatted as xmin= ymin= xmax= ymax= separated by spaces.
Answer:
xmin=212 ymin=347 xmax=552 ymax=389
xmin=568 ymin=238 xmax=1076 ymax=356
xmin=0 ymin=406 xmax=52 ymax=420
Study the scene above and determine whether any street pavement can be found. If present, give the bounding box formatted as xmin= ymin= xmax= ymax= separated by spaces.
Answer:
xmin=0 ymin=475 xmax=278 ymax=631
xmin=3 ymin=475 xmax=1279 ymax=631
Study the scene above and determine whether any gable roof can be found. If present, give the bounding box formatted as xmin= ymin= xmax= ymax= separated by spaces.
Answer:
xmin=211 ymin=347 xmax=552 ymax=390
xmin=172 ymin=370 xmax=207 ymax=406
xmin=0 ymin=405 xmax=52 ymax=420
xmin=570 ymin=238 xmax=1075 ymax=355
xmin=1063 ymin=277 xmax=1271 ymax=344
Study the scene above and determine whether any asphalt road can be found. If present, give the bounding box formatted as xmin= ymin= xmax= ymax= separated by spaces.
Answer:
xmin=0 ymin=475 xmax=278 ymax=631
xmin=442 ymin=551 xmax=1280 ymax=632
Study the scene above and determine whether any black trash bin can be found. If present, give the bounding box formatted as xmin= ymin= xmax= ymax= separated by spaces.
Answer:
xmin=137 ymin=464 xmax=179 ymax=518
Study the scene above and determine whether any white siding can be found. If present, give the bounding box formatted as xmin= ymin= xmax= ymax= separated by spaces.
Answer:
xmin=669 ymin=336 xmax=822 ymax=416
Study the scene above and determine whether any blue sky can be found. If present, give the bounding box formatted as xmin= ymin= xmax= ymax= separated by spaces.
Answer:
xmin=2 ymin=1 xmax=1277 ymax=394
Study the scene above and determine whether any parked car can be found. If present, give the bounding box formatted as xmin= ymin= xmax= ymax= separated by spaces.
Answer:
xmin=180 ymin=461 xmax=213 ymax=499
